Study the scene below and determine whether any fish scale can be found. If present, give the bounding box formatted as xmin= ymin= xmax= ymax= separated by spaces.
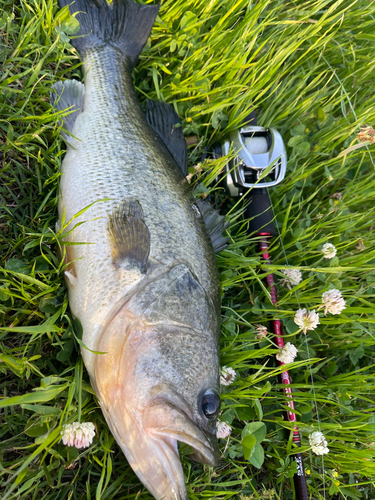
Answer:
xmin=60 ymin=46 xmax=219 ymax=371
xmin=54 ymin=1 xmax=224 ymax=499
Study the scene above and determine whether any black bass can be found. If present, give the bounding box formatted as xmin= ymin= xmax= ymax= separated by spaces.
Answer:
xmin=52 ymin=1 xmax=228 ymax=498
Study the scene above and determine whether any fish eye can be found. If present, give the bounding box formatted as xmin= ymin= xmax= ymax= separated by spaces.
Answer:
xmin=201 ymin=390 xmax=221 ymax=419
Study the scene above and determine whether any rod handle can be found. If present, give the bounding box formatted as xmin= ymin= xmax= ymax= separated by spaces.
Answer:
xmin=244 ymin=188 xmax=275 ymax=236
xmin=293 ymin=453 xmax=309 ymax=500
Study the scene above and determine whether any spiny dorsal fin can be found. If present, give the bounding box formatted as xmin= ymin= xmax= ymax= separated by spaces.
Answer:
xmin=146 ymin=99 xmax=188 ymax=176
xmin=196 ymin=199 xmax=230 ymax=253
xmin=108 ymin=199 xmax=150 ymax=273
xmin=51 ymin=80 xmax=84 ymax=141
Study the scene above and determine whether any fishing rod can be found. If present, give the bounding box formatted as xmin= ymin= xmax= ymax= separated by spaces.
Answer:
xmin=215 ymin=113 xmax=309 ymax=500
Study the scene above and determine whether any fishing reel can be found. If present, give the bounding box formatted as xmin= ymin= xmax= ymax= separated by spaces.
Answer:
xmin=214 ymin=122 xmax=287 ymax=197
xmin=211 ymin=114 xmax=287 ymax=235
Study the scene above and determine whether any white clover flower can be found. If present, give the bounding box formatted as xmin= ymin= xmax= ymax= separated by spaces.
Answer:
xmin=216 ymin=420 xmax=232 ymax=439
xmin=320 ymin=289 xmax=346 ymax=315
xmin=255 ymin=324 xmax=268 ymax=339
xmin=61 ymin=422 xmax=96 ymax=449
xmin=322 ymin=243 xmax=337 ymax=259
xmin=309 ymin=431 xmax=329 ymax=455
xmin=276 ymin=342 xmax=298 ymax=364
xmin=185 ymin=172 xmax=193 ymax=184
xmin=294 ymin=308 xmax=320 ymax=334
xmin=279 ymin=268 xmax=302 ymax=290
xmin=220 ymin=366 xmax=236 ymax=386
xmin=355 ymin=239 xmax=365 ymax=252
xmin=261 ymin=491 xmax=276 ymax=500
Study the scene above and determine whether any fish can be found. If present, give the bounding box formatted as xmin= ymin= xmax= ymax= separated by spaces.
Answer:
xmin=51 ymin=1 xmax=228 ymax=499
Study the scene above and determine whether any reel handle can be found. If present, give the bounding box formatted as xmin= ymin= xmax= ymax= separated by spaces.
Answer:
xmin=244 ymin=188 xmax=276 ymax=236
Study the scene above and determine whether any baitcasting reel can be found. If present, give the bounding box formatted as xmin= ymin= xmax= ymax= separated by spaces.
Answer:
xmin=215 ymin=124 xmax=287 ymax=197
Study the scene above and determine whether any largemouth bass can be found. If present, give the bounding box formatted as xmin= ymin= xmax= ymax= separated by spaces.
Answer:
xmin=53 ymin=1 xmax=227 ymax=498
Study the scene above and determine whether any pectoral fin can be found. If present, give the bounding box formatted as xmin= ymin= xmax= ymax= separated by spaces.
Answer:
xmin=108 ymin=199 xmax=150 ymax=273
xmin=51 ymin=80 xmax=84 ymax=141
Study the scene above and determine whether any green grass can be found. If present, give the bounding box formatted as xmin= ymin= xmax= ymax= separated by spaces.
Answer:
xmin=1 ymin=0 xmax=375 ymax=499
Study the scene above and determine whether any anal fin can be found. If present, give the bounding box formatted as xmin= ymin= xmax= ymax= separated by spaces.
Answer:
xmin=108 ymin=199 xmax=151 ymax=273
xmin=146 ymin=99 xmax=188 ymax=176
xmin=51 ymin=79 xmax=84 ymax=141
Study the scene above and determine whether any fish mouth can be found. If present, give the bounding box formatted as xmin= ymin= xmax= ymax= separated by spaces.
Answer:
xmin=146 ymin=406 xmax=219 ymax=465
xmin=154 ymin=428 xmax=217 ymax=466
xmin=141 ymin=397 xmax=219 ymax=499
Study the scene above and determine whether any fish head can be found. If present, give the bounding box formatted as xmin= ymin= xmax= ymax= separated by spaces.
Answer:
xmin=138 ymin=324 xmax=221 ymax=466
xmin=95 ymin=320 xmax=220 ymax=500
xmin=94 ymin=263 xmax=221 ymax=500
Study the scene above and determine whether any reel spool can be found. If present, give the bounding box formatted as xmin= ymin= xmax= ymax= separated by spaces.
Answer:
xmin=216 ymin=125 xmax=287 ymax=197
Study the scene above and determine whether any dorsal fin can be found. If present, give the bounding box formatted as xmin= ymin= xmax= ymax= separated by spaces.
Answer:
xmin=146 ymin=99 xmax=188 ymax=176
xmin=196 ymin=199 xmax=230 ymax=253
xmin=51 ymin=80 xmax=84 ymax=140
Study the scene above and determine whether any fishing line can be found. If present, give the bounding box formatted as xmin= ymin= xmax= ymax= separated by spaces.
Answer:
xmin=267 ymin=187 xmax=326 ymax=499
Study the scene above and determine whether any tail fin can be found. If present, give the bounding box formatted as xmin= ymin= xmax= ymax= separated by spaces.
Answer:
xmin=59 ymin=0 xmax=159 ymax=64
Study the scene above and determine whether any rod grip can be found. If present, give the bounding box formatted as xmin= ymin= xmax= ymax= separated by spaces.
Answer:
xmin=244 ymin=188 xmax=275 ymax=235
xmin=293 ymin=453 xmax=309 ymax=500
